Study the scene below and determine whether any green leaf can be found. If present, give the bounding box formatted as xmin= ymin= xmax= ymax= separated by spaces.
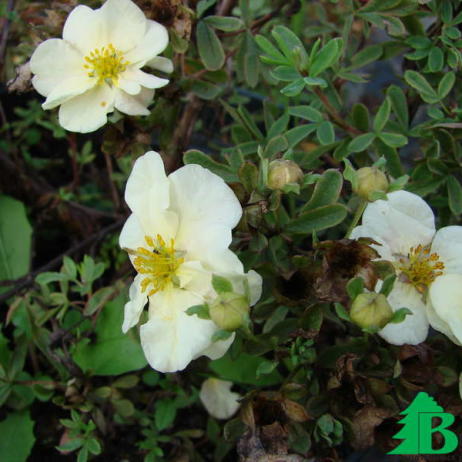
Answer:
xmin=352 ymin=103 xmax=370 ymax=132
xmin=404 ymin=70 xmax=439 ymax=103
xmin=334 ymin=303 xmax=351 ymax=322
xmin=155 ymin=400 xmax=177 ymax=431
xmin=256 ymin=360 xmax=278 ymax=377
xmin=438 ymin=71 xmax=456 ymax=99
xmin=379 ymin=132 xmax=408 ymax=148
xmin=428 ymin=47 xmax=444 ymax=72
xmin=72 ymin=293 xmax=147 ymax=375
xmin=197 ymin=0 xmax=217 ymax=17
xmin=212 ymin=275 xmax=233 ymax=294
xmin=238 ymin=162 xmax=259 ymax=192
xmin=191 ymin=81 xmax=222 ymax=100
xmin=211 ymin=329 xmax=233 ymax=342
xmin=379 ymin=274 xmax=396 ymax=297
xmin=348 ymin=44 xmax=383 ymax=70
xmin=288 ymin=105 xmax=323 ymax=122
xmin=185 ymin=304 xmax=211 ymax=320
xmin=196 ymin=21 xmax=225 ymax=71
xmin=304 ymin=170 xmax=343 ymax=210
xmin=447 ymin=175 xmax=462 ymax=215
xmin=348 ymin=133 xmax=375 ymax=152
xmin=255 ymin=34 xmax=287 ymax=64
xmin=343 ymin=159 xmax=358 ymax=191
xmin=271 ymin=25 xmax=307 ymax=64
xmin=310 ymin=38 xmax=343 ymax=77
xmin=0 ymin=411 xmax=35 ymax=462
xmin=389 ymin=307 xmax=413 ymax=324
xmin=346 ymin=277 xmax=364 ymax=300
xmin=373 ymin=98 xmax=391 ymax=133
xmin=386 ymin=85 xmax=408 ymax=130
xmin=285 ymin=204 xmax=348 ymax=234
xmin=317 ymin=121 xmax=335 ymax=145
xmin=271 ymin=66 xmax=300 ymax=81
xmin=183 ymin=150 xmax=238 ymax=182
xmin=204 ymin=16 xmax=244 ymax=31
xmin=35 ymin=272 xmax=69 ymax=285
xmin=281 ymin=79 xmax=305 ymax=97
xmin=210 ymin=352 xmax=282 ymax=386
xmin=0 ymin=195 xmax=32 ymax=283
xmin=240 ymin=32 xmax=260 ymax=88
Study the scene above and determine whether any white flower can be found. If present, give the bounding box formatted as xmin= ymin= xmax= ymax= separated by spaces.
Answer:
xmin=351 ymin=190 xmax=462 ymax=346
xmin=199 ymin=378 xmax=241 ymax=419
xmin=30 ymin=0 xmax=172 ymax=133
xmin=119 ymin=151 xmax=262 ymax=373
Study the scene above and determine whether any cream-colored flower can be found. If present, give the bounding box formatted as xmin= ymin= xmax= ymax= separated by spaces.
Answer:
xmin=199 ymin=378 xmax=241 ymax=419
xmin=119 ymin=151 xmax=262 ymax=373
xmin=30 ymin=0 xmax=172 ymax=133
xmin=352 ymin=190 xmax=462 ymax=346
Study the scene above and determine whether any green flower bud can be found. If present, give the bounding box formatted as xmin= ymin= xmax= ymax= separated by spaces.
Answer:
xmin=267 ymin=160 xmax=303 ymax=190
xmin=354 ymin=167 xmax=388 ymax=200
xmin=209 ymin=292 xmax=250 ymax=331
xmin=350 ymin=293 xmax=393 ymax=330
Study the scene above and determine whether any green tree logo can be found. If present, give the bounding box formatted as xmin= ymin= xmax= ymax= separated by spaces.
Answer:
xmin=388 ymin=392 xmax=458 ymax=455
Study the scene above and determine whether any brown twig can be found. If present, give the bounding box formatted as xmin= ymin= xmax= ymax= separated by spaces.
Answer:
xmin=0 ymin=0 xmax=14 ymax=68
xmin=313 ymin=87 xmax=362 ymax=136
xmin=165 ymin=93 xmax=203 ymax=171
xmin=103 ymin=149 xmax=121 ymax=210
xmin=67 ymin=133 xmax=80 ymax=191
xmin=216 ymin=0 xmax=236 ymax=16
xmin=0 ymin=219 xmax=125 ymax=304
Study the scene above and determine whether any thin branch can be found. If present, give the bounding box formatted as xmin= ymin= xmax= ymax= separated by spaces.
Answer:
xmin=313 ymin=88 xmax=362 ymax=136
xmin=0 ymin=0 xmax=14 ymax=68
xmin=0 ymin=219 xmax=124 ymax=304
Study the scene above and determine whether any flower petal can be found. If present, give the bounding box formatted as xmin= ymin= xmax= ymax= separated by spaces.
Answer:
xmin=30 ymin=39 xmax=86 ymax=97
xmin=114 ymin=87 xmax=154 ymax=116
xmin=62 ymin=5 xmax=104 ymax=54
xmin=169 ymin=165 xmax=242 ymax=264
xmin=247 ymin=270 xmax=263 ymax=306
xmin=429 ymin=274 xmax=462 ymax=344
xmin=360 ymin=191 xmax=435 ymax=255
xmin=100 ymin=0 xmax=148 ymax=52
xmin=124 ymin=20 xmax=169 ymax=66
xmin=426 ymin=299 xmax=461 ymax=346
xmin=378 ymin=280 xmax=429 ymax=345
xmin=147 ymin=56 xmax=174 ymax=73
xmin=350 ymin=225 xmax=394 ymax=261
xmin=42 ymin=77 xmax=93 ymax=110
xmin=118 ymin=68 xmax=169 ymax=95
xmin=119 ymin=213 xmax=145 ymax=253
xmin=125 ymin=151 xmax=169 ymax=212
xmin=140 ymin=288 xmax=217 ymax=372
xmin=122 ymin=275 xmax=147 ymax=333
xmin=124 ymin=151 xmax=179 ymax=239
xmin=199 ymin=378 xmax=241 ymax=419
xmin=58 ymin=84 xmax=115 ymax=133
xmin=431 ymin=226 xmax=462 ymax=274
xmin=199 ymin=334 xmax=235 ymax=361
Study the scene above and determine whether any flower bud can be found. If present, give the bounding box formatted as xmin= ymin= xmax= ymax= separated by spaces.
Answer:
xmin=354 ymin=167 xmax=388 ymax=200
xmin=350 ymin=293 xmax=393 ymax=330
xmin=209 ymin=292 xmax=250 ymax=331
xmin=267 ymin=160 xmax=303 ymax=190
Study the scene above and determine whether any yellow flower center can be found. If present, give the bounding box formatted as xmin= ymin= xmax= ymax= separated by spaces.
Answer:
xmin=131 ymin=235 xmax=184 ymax=296
xmin=83 ymin=43 xmax=129 ymax=86
xmin=398 ymin=244 xmax=444 ymax=293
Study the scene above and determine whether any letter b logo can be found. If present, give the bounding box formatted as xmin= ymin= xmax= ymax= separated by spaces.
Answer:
xmin=388 ymin=392 xmax=459 ymax=455
xmin=418 ymin=413 xmax=458 ymax=454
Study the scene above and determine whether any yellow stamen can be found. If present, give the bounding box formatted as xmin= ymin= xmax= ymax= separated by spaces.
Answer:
xmin=83 ymin=43 xmax=129 ymax=86
xmin=398 ymin=244 xmax=444 ymax=293
xmin=130 ymin=235 xmax=184 ymax=296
